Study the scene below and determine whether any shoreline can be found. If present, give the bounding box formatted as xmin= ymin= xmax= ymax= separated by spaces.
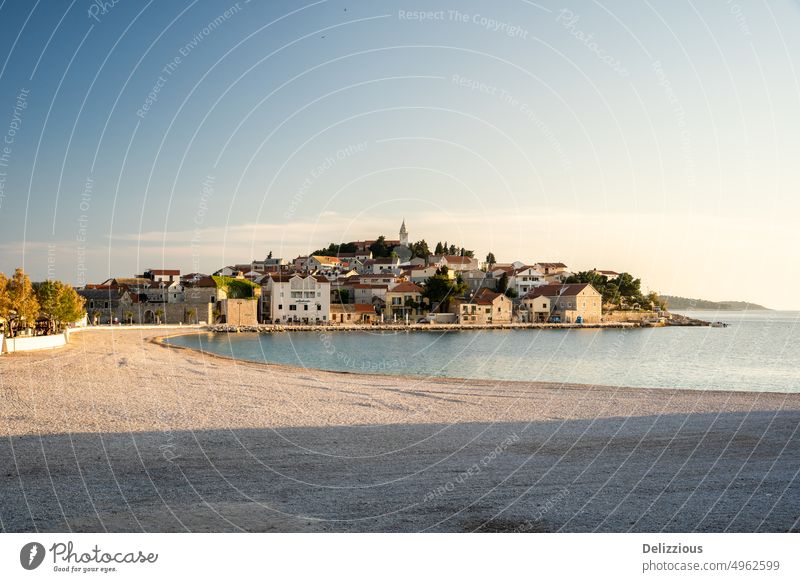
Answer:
xmin=200 ymin=319 xmax=696 ymax=333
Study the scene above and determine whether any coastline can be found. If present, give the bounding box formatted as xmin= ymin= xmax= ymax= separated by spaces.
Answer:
xmin=2 ymin=327 xmax=798 ymax=533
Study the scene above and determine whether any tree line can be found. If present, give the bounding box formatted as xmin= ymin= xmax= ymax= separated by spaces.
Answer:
xmin=0 ymin=268 xmax=85 ymax=337
xmin=563 ymin=271 xmax=666 ymax=311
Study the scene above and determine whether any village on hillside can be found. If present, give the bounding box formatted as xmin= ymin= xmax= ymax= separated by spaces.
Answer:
xmin=71 ymin=220 xmax=670 ymax=328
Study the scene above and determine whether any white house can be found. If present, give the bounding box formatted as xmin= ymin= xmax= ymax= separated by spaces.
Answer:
xmin=143 ymin=268 xmax=180 ymax=283
xmin=509 ymin=267 xmax=546 ymax=297
xmin=367 ymin=257 xmax=402 ymax=275
xmin=263 ymin=274 xmax=331 ymax=323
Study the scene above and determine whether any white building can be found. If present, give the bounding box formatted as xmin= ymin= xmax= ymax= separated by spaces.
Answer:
xmin=263 ymin=274 xmax=330 ymax=323
xmin=367 ymin=257 xmax=402 ymax=275
xmin=143 ymin=269 xmax=180 ymax=283
xmin=509 ymin=267 xmax=546 ymax=297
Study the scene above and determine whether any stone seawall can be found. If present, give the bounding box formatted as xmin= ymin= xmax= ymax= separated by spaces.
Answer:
xmin=204 ymin=322 xmax=645 ymax=333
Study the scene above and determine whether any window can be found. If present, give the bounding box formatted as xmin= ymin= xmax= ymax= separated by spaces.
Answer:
xmin=322 ymin=316 xmax=326 ymax=320
xmin=317 ymin=304 xmax=321 ymax=310
xmin=278 ymin=304 xmax=283 ymax=310
xmin=304 ymin=304 xmax=308 ymax=311
xmin=210 ymin=296 xmax=215 ymax=303
xmin=289 ymin=305 xmax=297 ymax=311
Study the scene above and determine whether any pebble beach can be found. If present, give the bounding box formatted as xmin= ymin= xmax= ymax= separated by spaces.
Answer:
xmin=1 ymin=327 xmax=798 ymax=532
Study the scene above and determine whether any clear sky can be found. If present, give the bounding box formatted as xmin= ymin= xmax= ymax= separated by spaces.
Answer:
xmin=0 ymin=0 xmax=798 ymax=308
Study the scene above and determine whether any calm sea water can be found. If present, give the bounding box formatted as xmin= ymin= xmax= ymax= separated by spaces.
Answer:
xmin=166 ymin=310 xmax=800 ymax=392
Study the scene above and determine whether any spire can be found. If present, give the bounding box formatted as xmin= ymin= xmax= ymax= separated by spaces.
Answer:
xmin=399 ymin=218 xmax=408 ymax=246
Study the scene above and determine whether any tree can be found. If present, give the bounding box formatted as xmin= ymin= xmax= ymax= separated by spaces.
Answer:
xmin=504 ymin=288 xmax=518 ymax=299
xmin=1 ymin=268 xmax=40 ymax=336
xmin=185 ymin=308 xmax=196 ymax=324
xmin=124 ymin=310 xmax=134 ymax=324
xmin=410 ymin=239 xmax=430 ymax=259
xmin=646 ymin=291 xmax=667 ymax=311
xmin=448 ymin=244 xmax=457 ymax=255
xmin=332 ymin=288 xmax=349 ymax=304
xmin=34 ymin=280 xmax=85 ymax=334
xmin=497 ymin=272 xmax=509 ymax=294
xmin=486 ymin=252 xmax=496 ymax=267
xmin=267 ymin=251 xmax=273 ymax=259
xmin=434 ymin=242 xmax=444 ymax=255
xmin=155 ymin=308 xmax=164 ymax=324
xmin=422 ymin=266 xmax=467 ymax=312
xmin=311 ymin=242 xmax=358 ymax=257
xmin=368 ymin=235 xmax=391 ymax=258
xmin=564 ymin=271 xmax=609 ymax=297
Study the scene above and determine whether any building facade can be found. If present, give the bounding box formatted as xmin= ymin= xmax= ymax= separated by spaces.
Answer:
xmin=263 ymin=274 xmax=331 ymax=323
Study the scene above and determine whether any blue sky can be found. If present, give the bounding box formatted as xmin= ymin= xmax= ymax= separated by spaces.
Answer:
xmin=1 ymin=0 xmax=799 ymax=307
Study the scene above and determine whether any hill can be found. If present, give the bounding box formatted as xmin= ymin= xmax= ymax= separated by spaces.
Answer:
xmin=661 ymin=295 xmax=769 ymax=311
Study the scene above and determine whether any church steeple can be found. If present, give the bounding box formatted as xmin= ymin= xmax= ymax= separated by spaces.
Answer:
xmin=399 ymin=218 xmax=408 ymax=247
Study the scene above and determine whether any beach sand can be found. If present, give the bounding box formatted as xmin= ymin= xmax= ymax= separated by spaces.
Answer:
xmin=1 ymin=327 xmax=798 ymax=532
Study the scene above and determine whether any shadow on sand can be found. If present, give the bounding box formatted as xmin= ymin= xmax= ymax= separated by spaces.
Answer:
xmin=2 ymin=411 xmax=798 ymax=532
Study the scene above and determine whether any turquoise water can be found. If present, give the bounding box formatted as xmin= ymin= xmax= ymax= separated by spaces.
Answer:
xmin=166 ymin=310 xmax=800 ymax=392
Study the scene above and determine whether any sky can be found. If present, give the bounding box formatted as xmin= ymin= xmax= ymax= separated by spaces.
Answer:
xmin=0 ymin=0 xmax=799 ymax=308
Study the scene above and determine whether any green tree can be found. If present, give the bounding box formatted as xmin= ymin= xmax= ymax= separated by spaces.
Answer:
xmin=603 ymin=283 xmax=621 ymax=307
xmin=422 ymin=266 xmax=467 ymax=312
xmin=332 ymin=288 xmax=349 ymax=304
xmin=124 ymin=310 xmax=134 ymax=324
xmin=497 ymin=272 xmax=509 ymax=294
xmin=485 ymin=252 xmax=496 ymax=266
xmin=185 ymin=308 xmax=196 ymax=324
xmin=155 ymin=308 xmax=164 ymax=324
xmin=34 ymin=280 xmax=85 ymax=333
xmin=311 ymin=242 xmax=358 ymax=257
xmin=645 ymin=291 xmax=667 ymax=311
xmin=368 ymin=236 xmax=391 ymax=258
xmin=410 ymin=239 xmax=430 ymax=259
xmin=434 ymin=242 xmax=444 ymax=255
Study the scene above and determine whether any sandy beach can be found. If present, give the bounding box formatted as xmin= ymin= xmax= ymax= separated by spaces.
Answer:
xmin=1 ymin=327 xmax=798 ymax=532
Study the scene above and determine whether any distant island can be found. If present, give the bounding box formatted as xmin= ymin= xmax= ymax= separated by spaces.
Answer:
xmin=661 ymin=295 xmax=770 ymax=311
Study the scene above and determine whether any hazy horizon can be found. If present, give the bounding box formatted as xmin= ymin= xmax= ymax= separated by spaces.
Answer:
xmin=1 ymin=1 xmax=799 ymax=308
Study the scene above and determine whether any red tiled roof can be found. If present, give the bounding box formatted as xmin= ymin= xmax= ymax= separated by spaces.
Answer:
xmin=525 ymin=283 xmax=595 ymax=298
xmin=444 ymin=255 xmax=473 ymax=264
xmin=390 ymin=282 xmax=423 ymax=293
xmin=147 ymin=269 xmax=180 ymax=276
xmin=346 ymin=283 xmax=388 ymax=290
xmin=473 ymin=288 xmax=503 ymax=305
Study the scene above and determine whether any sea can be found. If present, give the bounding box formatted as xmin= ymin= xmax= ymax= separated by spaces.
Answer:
xmin=165 ymin=310 xmax=800 ymax=393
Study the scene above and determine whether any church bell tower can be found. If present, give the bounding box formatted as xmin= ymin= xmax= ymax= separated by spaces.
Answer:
xmin=399 ymin=219 xmax=408 ymax=247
